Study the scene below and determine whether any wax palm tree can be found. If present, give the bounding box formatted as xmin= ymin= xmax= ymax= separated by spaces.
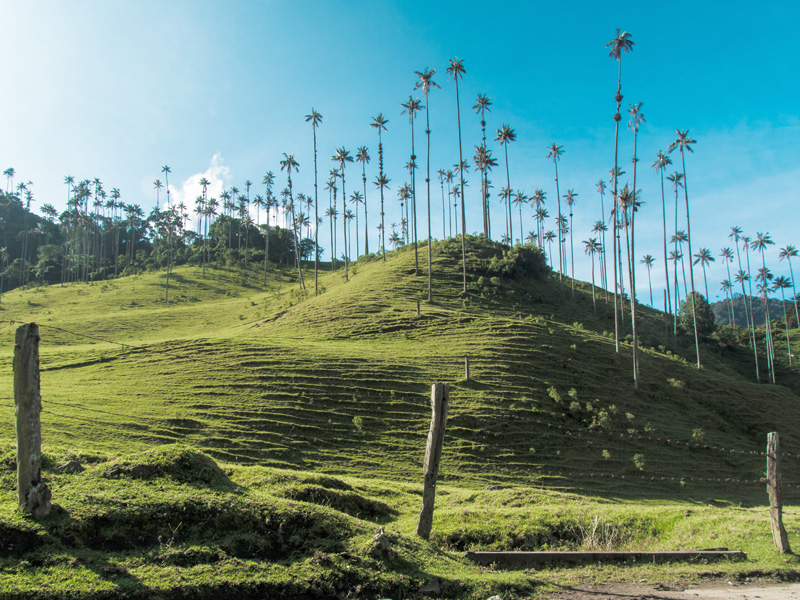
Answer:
xmin=753 ymin=232 xmax=776 ymax=381
xmin=585 ymin=238 xmax=602 ymax=313
xmin=495 ymin=124 xmax=517 ymax=245
xmin=305 ymin=108 xmax=323 ymax=293
xmin=773 ymin=275 xmax=793 ymax=364
xmin=721 ymin=279 xmax=735 ymax=326
xmin=513 ymin=190 xmax=527 ymax=245
xmin=592 ymin=219 xmax=608 ymax=295
xmin=720 ymin=247 xmax=736 ymax=324
xmin=349 ymin=190 xmax=363 ymax=257
xmin=669 ymin=249 xmax=683 ymax=305
xmin=356 ymin=146 xmax=370 ymax=257
xmin=437 ymin=169 xmax=446 ymax=239
xmin=607 ymin=28 xmax=634 ymax=354
xmin=325 ymin=205 xmax=338 ymax=266
xmin=401 ymin=96 xmax=423 ymax=275
xmin=3 ymin=168 xmax=14 ymax=194
xmin=693 ymin=248 xmax=714 ymax=299
xmin=564 ymin=188 xmax=578 ymax=297
xmin=332 ymin=147 xmax=354 ymax=280
xmin=757 ymin=268 xmax=776 ymax=382
xmin=668 ymin=129 xmax=700 ymax=367
xmin=594 ymin=179 xmax=609 ymax=295
xmin=736 ymin=267 xmax=761 ymax=381
xmin=497 ymin=187 xmax=511 ymax=243
xmin=666 ymin=171 xmax=684 ymax=338
xmin=397 ymin=184 xmax=411 ymax=243
xmin=641 ymin=254 xmax=655 ymax=306
xmin=262 ymin=171 xmax=275 ymax=281
xmin=280 ymin=152 xmax=305 ymax=290
xmin=447 ymin=57 xmax=468 ymax=293
xmin=415 ymin=67 xmax=440 ymax=301
xmin=473 ymin=94 xmax=492 ymax=236
xmin=153 ymin=179 xmax=163 ymax=210
xmin=374 ymin=172 xmax=390 ymax=255
xmin=370 ymin=114 xmax=389 ymax=260
xmin=161 ymin=165 xmax=172 ymax=206
xmin=531 ymin=188 xmax=546 ymax=248
xmin=546 ymin=143 xmax=565 ymax=281
xmin=653 ymin=151 xmax=673 ymax=317
xmin=778 ymin=245 xmax=799 ymax=327
xmin=544 ymin=230 xmax=556 ymax=266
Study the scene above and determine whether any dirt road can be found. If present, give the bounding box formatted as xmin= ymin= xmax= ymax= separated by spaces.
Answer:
xmin=546 ymin=581 xmax=800 ymax=599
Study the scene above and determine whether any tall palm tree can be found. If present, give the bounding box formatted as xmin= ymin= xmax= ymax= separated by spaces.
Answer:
xmin=720 ymin=247 xmax=736 ymax=323
xmin=153 ymin=179 xmax=163 ymax=210
xmin=753 ymin=232 xmax=776 ymax=382
xmin=356 ymin=146 xmax=370 ymax=256
xmin=349 ymin=191 xmax=363 ymax=257
xmin=736 ymin=267 xmax=761 ymax=382
xmin=544 ymin=230 xmax=556 ymax=266
xmin=160 ymin=165 xmax=172 ymax=207
xmin=305 ymin=108 xmax=323 ymax=293
xmin=653 ymin=151 xmax=673 ymax=317
xmin=564 ymin=189 xmax=578 ymax=297
xmin=513 ymin=190 xmax=527 ymax=245
xmin=473 ymin=94 xmax=492 ymax=236
xmin=667 ymin=172 xmax=684 ymax=339
xmin=584 ymin=238 xmax=602 ymax=313
xmin=496 ymin=125 xmax=517 ymax=244
xmin=641 ymin=254 xmax=655 ymax=306
xmin=773 ymin=275 xmax=793 ymax=364
xmin=3 ymin=168 xmax=14 ymax=194
xmin=447 ymin=57 xmax=468 ymax=294
xmin=262 ymin=171 xmax=275 ymax=281
xmin=401 ymin=96 xmax=423 ymax=275
xmin=595 ymin=180 xmax=609 ymax=296
xmin=607 ymin=28 xmax=634 ymax=354
xmin=370 ymin=114 xmax=389 ymax=260
xmin=332 ymin=147 xmax=354 ymax=281
xmin=693 ymin=248 xmax=714 ymax=299
xmin=721 ymin=279 xmax=735 ymax=326
xmin=626 ymin=102 xmax=645 ymax=386
xmin=778 ymin=244 xmax=799 ymax=327
xmin=546 ymin=143 xmax=565 ymax=281
xmin=668 ymin=129 xmax=700 ymax=367
xmin=280 ymin=152 xmax=305 ymax=291
xmin=415 ymin=67 xmax=440 ymax=302
xmin=64 ymin=175 xmax=75 ymax=204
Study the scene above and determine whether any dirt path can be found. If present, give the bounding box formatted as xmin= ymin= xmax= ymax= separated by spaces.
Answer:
xmin=545 ymin=581 xmax=800 ymax=599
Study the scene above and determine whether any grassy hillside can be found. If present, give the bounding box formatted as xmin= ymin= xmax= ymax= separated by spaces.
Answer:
xmin=2 ymin=239 xmax=800 ymax=598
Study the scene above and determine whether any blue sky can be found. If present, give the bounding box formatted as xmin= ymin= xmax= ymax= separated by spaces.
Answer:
xmin=2 ymin=0 xmax=799 ymax=303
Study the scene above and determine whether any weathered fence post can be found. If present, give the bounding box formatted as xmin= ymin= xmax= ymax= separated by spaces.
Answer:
xmin=416 ymin=382 xmax=449 ymax=539
xmin=767 ymin=431 xmax=790 ymax=553
xmin=14 ymin=323 xmax=51 ymax=519
xmin=416 ymin=300 xmax=421 ymax=316
xmin=464 ymin=357 xmax=470 ymax=381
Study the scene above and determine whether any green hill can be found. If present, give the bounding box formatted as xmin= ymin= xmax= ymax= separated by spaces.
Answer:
xmin=2 ymin=239 xmax=800 ymax=598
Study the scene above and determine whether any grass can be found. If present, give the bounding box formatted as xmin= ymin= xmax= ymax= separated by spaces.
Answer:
xmin=1 ymin=239 xmax=800 ymax=598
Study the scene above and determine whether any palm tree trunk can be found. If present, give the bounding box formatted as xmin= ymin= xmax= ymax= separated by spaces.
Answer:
xmin=425 ymin=101 xmax=433 ymax=303
xmin=660 ymin=171 xmax=672 ymax=317
xmin=680 ymin=149 xmax=701 ymax=368
xmin=313 ymin=126 xmax=319 ymax=294
xmin=454 ymin=76 xmax=467 ymax=294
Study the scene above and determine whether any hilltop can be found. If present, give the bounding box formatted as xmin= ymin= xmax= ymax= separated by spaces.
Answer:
xmin=1 ymin=239 xmax=800 ymax=599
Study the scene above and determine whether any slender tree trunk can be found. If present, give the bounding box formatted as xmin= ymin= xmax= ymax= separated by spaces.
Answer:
xmin=660 ymin=170 xmax=672 ymax=317
xmin=425 ymin=100 xmax=433 ymax=303
xmin=313 ymin=125 xmax=319 ymax=294
xmin=454 ymin=77 xmax=467 ymax=294
xmin=681 ymin=149 xmax=701 ymax=369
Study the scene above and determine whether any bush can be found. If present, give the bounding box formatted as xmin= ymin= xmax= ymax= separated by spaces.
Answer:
xmin=678 ymin=292 xmax=716 ymax=339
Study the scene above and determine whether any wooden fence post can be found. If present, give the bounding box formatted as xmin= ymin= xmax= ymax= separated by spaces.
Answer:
xmin=767 ymin=431 xmax=790 ymax=553
xmin=464 ymin=357 xmax=470 ymax=381
xmin=416 ymin=382 xmax=449 ymax=539
xmin=14 ymin=323 xmax=51 ymax=519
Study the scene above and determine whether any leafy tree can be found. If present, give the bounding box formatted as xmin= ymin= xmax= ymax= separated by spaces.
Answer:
xmin=679 ymin=292 xmax=715 ymax=340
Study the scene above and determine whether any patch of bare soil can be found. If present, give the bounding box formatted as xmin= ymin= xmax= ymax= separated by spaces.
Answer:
xmin=544 ymin=581 xmax=800 ymax=599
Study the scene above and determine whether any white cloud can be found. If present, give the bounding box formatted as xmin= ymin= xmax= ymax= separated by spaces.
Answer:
xmin=167 ymin=153 xmax=231 ymax=232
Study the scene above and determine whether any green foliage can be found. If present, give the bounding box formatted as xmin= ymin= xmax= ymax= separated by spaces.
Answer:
xmin=679 ymin=291 xmax=716 ymax=339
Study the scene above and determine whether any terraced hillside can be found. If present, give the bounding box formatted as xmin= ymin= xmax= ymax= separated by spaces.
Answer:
xmin=1 ymin=238 xmax=799 ymax=504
